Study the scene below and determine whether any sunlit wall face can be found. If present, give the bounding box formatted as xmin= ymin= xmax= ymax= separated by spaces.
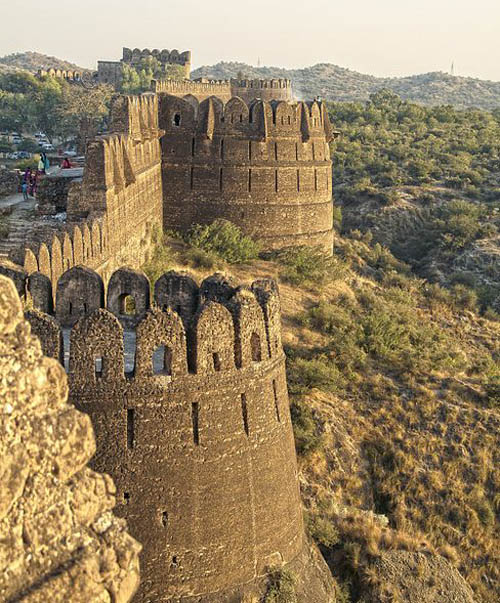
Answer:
xmin=0 ymin=0 xmax=499 ymax=80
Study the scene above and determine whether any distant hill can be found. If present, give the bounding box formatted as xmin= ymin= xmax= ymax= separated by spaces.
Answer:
xmin=0 ymin=51 xmax=87 ymax=73
xmin=192 ymin=61 xmax=500 ymax=110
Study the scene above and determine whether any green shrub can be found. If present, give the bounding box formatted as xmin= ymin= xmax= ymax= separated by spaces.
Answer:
xmin=182 ymin=247 xmax=221 ymax=270
xmin=142 ymin=234 xmax=175 ymax=286
xmin=290 ymin=398 xmax=323 ymax=457
xmin=305 ymin=512 xmax=340 ymax=548
xmin=450 ymin=284 xmax=478 ymax=312
xmin=484 ymin=375 xmax=500 ymax=408
xmin=184 ymin=219 xmax=260 ymax=263
xmin=264 ymin=569 xmax=297 ymax=603
xmin=272 ymin=246 xmax=345 ymax=288
xmin=287 ymin=355 xmax=345 ymax=395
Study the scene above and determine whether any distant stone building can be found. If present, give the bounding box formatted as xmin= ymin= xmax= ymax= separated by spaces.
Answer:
xmin=97 ymin=47 xmax=192 ymax=86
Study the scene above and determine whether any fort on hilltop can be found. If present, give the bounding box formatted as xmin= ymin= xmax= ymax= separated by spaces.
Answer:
xmin=0 ymin=48 xmax=338 ymax=600
xmin=98 ymin=47 xmax=192 ymax=86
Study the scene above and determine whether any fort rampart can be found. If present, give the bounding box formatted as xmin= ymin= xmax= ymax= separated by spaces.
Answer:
xmin=8 ymin=95 xmax=164 ymax=287
xmin=159 ymin=94 xmax=336 ymax=250
xmin=36 ymin=67 xmax=83 ymax=81
xmin=152 ymin=77 xmax=293 ymax=104
xmin=12 ymin=265 xmax=320 ymax=601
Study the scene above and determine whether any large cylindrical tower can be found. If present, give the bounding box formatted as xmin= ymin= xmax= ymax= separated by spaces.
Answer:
xmin=159 ymin=94 xmax=336 ymax=252
xmin=21 ymin=266 xmax=336 ymax=602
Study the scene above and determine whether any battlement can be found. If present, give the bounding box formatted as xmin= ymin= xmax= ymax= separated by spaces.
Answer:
xmin=20 ymin=266 xmax=304 ymax=600
xmin=159 ymin=94 xmax=333 ymax=142
xmin=231 ymin=78 xmax=291 ymax=90
xmin=109 ymin=93 xmax=161 ymax=139
xmin=152 ymin=78 xmax=233 ymax=101
xmin=152 ymin=78 xmax=293 ymax=103
xmin=22 ymin=267 xmax=282 ymax=389
xmin=230 ymin=77 xmax=293 ymax=102
xmin=159 ymin=93 xmax=336 ymax=251
xmin=122 ymin=47 xmax=191 ymax=66
xmin=36 ymin=67 xmax=83 ymax=81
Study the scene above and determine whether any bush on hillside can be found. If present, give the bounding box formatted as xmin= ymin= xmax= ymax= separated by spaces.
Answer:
xmin=263 ymin=568 xmax=297 ymax=603
xmin=272 ymin=246 xmax=346 ymax=288
xmin=289 ymin=397 xmax=324 ymax=457
xmin=184 ymin=219 xmax=260 ymax=263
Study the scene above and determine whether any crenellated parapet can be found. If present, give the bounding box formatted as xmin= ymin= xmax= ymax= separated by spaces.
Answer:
xmin=231 ymin=78 xmax=293 ymax=103
xmin=159 ymin=93 xmax=337 ymax=251
xmin=151 ymin=77 xmax=293 ymax=104
xmin=19 ymin=266 xmax=305 ymax=601
xmin=36 ymin=67 xmax=83 ymax=81
xmin=151 ymin=78 xmax=233 ymax=101
xmin=109 ymin=94 xmax=161 ymax=139
xmin=122 ymin=47 xmax=191 ymax=79
xmin=123 ymin=47 xmax=191 ymax=67
xmin=21 ymin=266 xmax=283 ymax=381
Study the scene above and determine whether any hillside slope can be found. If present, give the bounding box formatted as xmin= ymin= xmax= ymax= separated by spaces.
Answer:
xmin=0 ymin=51 xmax=87 ymax=73
xmin=192 ymin=61 xmax=500 ymax=109
xmin=138 ymin=224 xmax=500 ymax=603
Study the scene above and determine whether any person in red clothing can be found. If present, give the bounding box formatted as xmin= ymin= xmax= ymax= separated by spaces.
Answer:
xmin=61 ymin=157 xmax=72 ymax=169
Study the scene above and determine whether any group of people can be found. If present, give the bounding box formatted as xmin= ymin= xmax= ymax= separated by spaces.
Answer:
xmin=21 ymin=152 xmax=73 ymax=200
xmin=21 ymin=167 xmax=39 ymax=200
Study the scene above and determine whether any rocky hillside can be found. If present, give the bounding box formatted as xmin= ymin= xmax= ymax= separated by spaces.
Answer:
xmin=0 ymin=51 xmax=87 ymax=73
xmin=192 ymin=61 xmax=500 ymax=109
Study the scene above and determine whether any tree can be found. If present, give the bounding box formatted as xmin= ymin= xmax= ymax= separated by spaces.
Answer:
xmin=29 ymin=77 xmax=64 ymax=141
xmin=58 ymin=84 xmax=113 ymax=153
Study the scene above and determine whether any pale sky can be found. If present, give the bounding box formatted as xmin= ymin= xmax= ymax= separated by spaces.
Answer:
xmin=1 ymin=0 xmax=499 ymax=81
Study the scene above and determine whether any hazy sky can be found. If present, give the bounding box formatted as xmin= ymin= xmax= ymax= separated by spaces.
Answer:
xmin=1 ymin=0 xmax=499 ymax=80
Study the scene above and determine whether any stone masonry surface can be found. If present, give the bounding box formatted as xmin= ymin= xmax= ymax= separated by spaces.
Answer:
xmin=159 ymin=94 xmax=335 ymax=251
xmin=0 ymin=274 xmax=141 ymax=602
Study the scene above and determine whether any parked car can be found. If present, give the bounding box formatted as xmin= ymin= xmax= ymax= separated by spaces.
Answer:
xmin=65 ymin=150 xmax=77 ymax=157
xmin=17 ymin=151 xmax=31 ymax=159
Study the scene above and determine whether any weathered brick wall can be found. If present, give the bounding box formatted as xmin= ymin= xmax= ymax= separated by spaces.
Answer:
xmin=152 ymin=78 xmax=292 ymax=104
xmin=159 ymin=94 xmax=335 ymax=251
xmin=152 ymin=78 xmax=233 ymax=102
xmin=231 ymin=78 xmax=293 ymax=103
xmin=0 ymin=274 xmax=141 ymax=602
xmin=14 ymin=265 xmax=336 ymax=601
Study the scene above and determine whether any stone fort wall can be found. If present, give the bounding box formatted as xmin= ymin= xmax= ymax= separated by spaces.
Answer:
xmin=159 ymin=94 xmax=335 ymax=251
xmin=3 ymin=88 xmax=336 ymax=293
xmin=98 ymin=48 xmax=191 ymax=85
xmin=9 ymin=94 xmax=164 ymax=288
xmin=16 ymin=265 xmax=310 ymax=601
xmin=152 ymin=77 xmax=293 ymax=104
